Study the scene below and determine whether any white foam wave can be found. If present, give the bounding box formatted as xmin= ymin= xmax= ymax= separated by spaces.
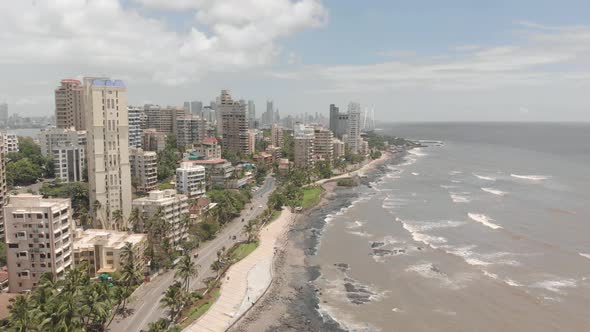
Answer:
xmin=411 ymin=172 xmax=420 ymax=176
xmin=398 ymin=218 xmax=447 ymax=248
xmin=405 ymin=263 xmax=467 ymax=290
xmin=481 ymin=187 xmax=508 ymax=196
xmin=531 ymin=279 xmax=577 ymax=293
xmin=511 ymin=174 xmax=549 ymax=181
xmin=504 ymin=278 xmax=522 ymax=287
xmin=347 ymin=220 xmax=365 ymax=229
xmin=440 ymin=184 xmax=457 ymax=189
xmin=449 ymin=170 xmax=462 ymax=175
xmin=408 ymin=148 xmax=428 ymax=157
xmin=473 ymin=173 xmax=496 ymax=181
xmin=468 ymin=213 xmax=502 ymax=230
xmin=450 ymin=192 xmax=471 ymax=203
xmin=443 ymin=245 xmax=520 ymax=267
xmin=450 ymin=180 xmax=462 ymax=183
xmin=404 ymin=220 xmax=465 ymax=232
xmin=580 ymin=253 xmax=590 ymax=260
xmin=347 ymin=230 xmax=373 ymax=238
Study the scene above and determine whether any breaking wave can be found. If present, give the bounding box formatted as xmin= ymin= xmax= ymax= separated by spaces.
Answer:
xmin=467 ymin=213 xmax=502 ymax=230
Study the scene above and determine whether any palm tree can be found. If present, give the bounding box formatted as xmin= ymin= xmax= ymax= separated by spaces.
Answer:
xmin=147 ymin=318 xmax=169 ymax=332
xmin=120 ymin=242 xmax=142 ymax=287
xmin=243 ymin=220 xmax=257 ymax=243
xmin=160 ymin=281 xmax=185 ymax=323
xmin=128 ymin=207 xmax=142 ymax=233
xmin=175 ymin=254 xmax=197 ymax=293
xmin=112 ymin=209 xmax=124 ymax=231
xmin=7 ymin=294 xmax=40 ymax=331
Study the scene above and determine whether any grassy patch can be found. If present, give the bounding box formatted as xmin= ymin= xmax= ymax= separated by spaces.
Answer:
xmin=270 ymin=210 xmax=281 ymax=222
xmin=230 ymin=241 xmax=259 ymax=261
xmin=179 ymin=288 xmax=221 ymax=328
xmin=302 ymin=186 xmax=324 ymax=209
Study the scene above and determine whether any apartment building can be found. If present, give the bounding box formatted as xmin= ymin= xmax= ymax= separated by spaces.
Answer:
xmin=73 ymin=229 xmax=147 ymax=278
xmin=218 ymin=90 xmax=250 ymax=155
xmin=144 ymin=105 xmax=186 ymax=134
xmin=84 ymin=78 xmax=132 ymax=230
xmin=271 ymin=124 xmax=284 ymax=148
xmin=313 ymin=127 xmax=334 ymax=163
xmin=294 ymin=124 xmax=315 ymax=168
xmin=52 ymin=145 xmax=85 ymax=182
xmin=3 ymin=133 xmax=18 ymax=153
xmin=142 ymin=128 xmax=167 ymax=152
xmin=176 ymin=162 xmax=206 ymax=198
xmin=132 ymin=189 xmax=190 ymax=245
xmin=128 ymin=106 xmax=144 ymax=148
xmin=4 ymin=195 xmax=74 ymax=293
xmin=176 ymin=115 xmax=207 ymax=148
xmin=38 ymin=127 xmax=86 ymax=157
xmin=129 ymin=148 xmax=158 ymax=192
xmin=55 ymin=79 xmax=84 ymax=130
xmin=0 ymin=138 xmax=7 ymax=238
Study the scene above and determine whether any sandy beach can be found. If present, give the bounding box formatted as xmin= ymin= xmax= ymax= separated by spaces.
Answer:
xmin=229 ymin=152 xmax=395 ymax=332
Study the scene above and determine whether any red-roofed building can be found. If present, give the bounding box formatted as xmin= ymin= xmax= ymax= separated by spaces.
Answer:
xmin=254 ymin=152 xmax=273 ymax=169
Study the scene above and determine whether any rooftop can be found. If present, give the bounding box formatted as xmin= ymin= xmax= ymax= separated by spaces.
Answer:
xmin=91 ymin=79 xmax=126 ymax=88
xmin=182 ymin=158 xmax=228 ymax=165
xmin=74 ymin=229 xmax=146 ymax=250
xmin=201 ymin=137 xmax=218 ymax=144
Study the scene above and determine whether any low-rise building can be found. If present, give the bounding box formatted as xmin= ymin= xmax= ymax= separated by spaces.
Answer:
xmin=278 ymin=158 xmax=290 ymax=175
xmin=176 ymin=162 xmax=206 ymax=198
xmin=181 ymin=159 xmax=235 ymax=188
xmin=73 ymin=228 xmax=147 ymax=278
xmin=4 ymin=195 xmax=74 ymax=293
xmin=132 ymin=190 xmax=190 ymax=245
xmin=38 ymin=127 xmax=86 ymax=157
xmin=142 ymin=128 xmax=167 ymax=152
xmin=254 ymin=152 xmax=273 ymax=169
xmin=193 ymin=137 xmax=221 ymax=160
xmin=130 ymin=148 xmax=158 ymax=192
xmin=332 ymin=138 xmax=345 ymax=162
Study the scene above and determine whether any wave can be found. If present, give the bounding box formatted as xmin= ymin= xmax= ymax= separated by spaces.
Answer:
xmin=481 ymin=187 xmax=508 ymax=196
xmin=408 ymin=148 xmax=428 ymax=157
xmin=473 ymin=173 xmax=496 ymax=181
xmin=531 ymin=278 xmax=577 ymax=293
xmin=411 ymin=172 xmax=420 ymax=176
xmin=449 ymin=170 xmax=462 ymax=176
xmin=405 ymin=262 xmax=468 ymax=290
xmin=398 ymin=217 xmax=447 ymax=248
xmin=443 ymin=245 xmax=520 ymax=267
xmin=579 ymin=253 xmax=590 ymax=260
xmin=511 ymin=174 xmax=549 ymax=181
xmin=347 ymin=220 xmax=365 ymax=229
xmin=450 ymin=192 xmax=471 ymax=203
xmin=468 ymin=213 xmax=502 ymax=230
xmin=405 ymin=220 xmax=465 ymax=232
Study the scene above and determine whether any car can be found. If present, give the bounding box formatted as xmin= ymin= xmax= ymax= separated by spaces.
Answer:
xmin=258 ymin=205 xmax=263 ymax=208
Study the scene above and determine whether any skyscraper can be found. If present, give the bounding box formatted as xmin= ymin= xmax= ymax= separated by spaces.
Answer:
xmin=294 ymin=123 xmax=315 ymax=168
xmin=218 ymin=90 xmax=250 ymax=155
xmin=128 ymin=106 xmax=144 ymax=148
xmin=0 ymin=102 xmax=7 ymax=128
xmin=84 ymin=78 xmax=132 ymax=230
xmin=55 ymin=79 xmax=85 ymax=130
xmin=329 ymin=104 xmax=340 ymax=135
xmin=347 ymin=102 xmax=362 ymax=154
xmin=247 ymin=100 xmax=256 ymax=128
xmin=0 ymin=136 xmax=7 ymax=238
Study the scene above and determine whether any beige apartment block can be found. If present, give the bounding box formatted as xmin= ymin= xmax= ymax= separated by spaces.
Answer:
xmin=84 ymin=78 xmax=132 ymax=230
xmin=313 ymin=127 xmax=334 ymax=163
xmin=73 ymin=228 xmax=147 ymax=278
xmin=129 ymin=148 xmax=158 ymax=193
xmin=4 ymin=195 xmax=74 ymax=293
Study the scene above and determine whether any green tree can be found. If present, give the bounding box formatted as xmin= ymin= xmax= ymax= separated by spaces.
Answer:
xmin=6 ymin=158 xmax=42 ymax=186
xmin=160 ymin=281 xmax=185 ymax=323
xmin=175 ymin=253 xmax=197 ymax=293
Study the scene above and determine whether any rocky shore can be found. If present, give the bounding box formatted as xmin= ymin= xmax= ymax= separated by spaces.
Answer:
xmin=229 ymin=153 xmax=396 ymax=332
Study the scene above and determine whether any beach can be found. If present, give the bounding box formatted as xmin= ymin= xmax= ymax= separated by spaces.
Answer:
xmin=229 ymin=152 xmax=395 ymax=332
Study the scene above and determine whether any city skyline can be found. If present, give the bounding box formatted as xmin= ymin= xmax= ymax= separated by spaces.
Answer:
xmin=2 ymin=1 xmax=590 ymax=121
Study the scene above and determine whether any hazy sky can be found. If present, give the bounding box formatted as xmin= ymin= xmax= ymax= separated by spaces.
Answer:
xmin=2 ymin=0 xmax=590 ymax=121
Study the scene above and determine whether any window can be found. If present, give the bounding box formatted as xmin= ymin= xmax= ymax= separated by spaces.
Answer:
xmin=106 ymin=251 xmax=113 ymax=256
xmin=106 ymin=260 xmax=114 ymax=265
xmin=8 ymin=243 xmax=18 ymax=248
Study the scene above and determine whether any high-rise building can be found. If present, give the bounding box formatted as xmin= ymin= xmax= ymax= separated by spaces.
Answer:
xmin=52 ymin=145 xmax=85 ymax=183
xmin=142 ymin=128 xmax=167 ymax=152
xmin=271 ymin=124 xmax=284 ymax=148
xmin=294 ymin=124 xmax=315 ymax=168
xmin=55 ymin=79 xmax=85 ymax=130
xmin=329 ymin=104 xmax=339 ymax=134
xmin=248 ymin=130 xmax=256 ymax=154
xmin=218 ymin=90 xmax=250 ymax=155
xmin=128 ymin=106 xmax=144 ymax=148
xmin=175 ymin=115 xmax=207 ymax=148
xmin=38 ymin=128 xmax=86 ymax=156
xmin=144 ymin=105 xmax=186 ymax=134
xmin=347 ymin=102 xmax=362 ymax=154
xmin=0 ymin=137 xmax=7 ymax=238
xmin=0 ymin=103 xmax=8 ymax=128
xmin=132 ymin=189 xmax=190 ymax=245
xmin=313 ymin=127 xmax=334 ymax=162
xmin=176 ymin=162 xmax=207 ymax=198
xmin=4 ymin=194 xmax=74 ymax=293
xmin=129 ymin=148 xmax=158 ymax=192
xmin=247 ymin=100 xmax=256 ymax=129
xmin=84 ymin=78 xmax=132 ymax=230
xmin=332 ymin=138 xmax=345 ymax=162
xmin=191 ymin=101 xmax=203 ymax=116
xmin=215 ymin=90 xmax=233 ymax=136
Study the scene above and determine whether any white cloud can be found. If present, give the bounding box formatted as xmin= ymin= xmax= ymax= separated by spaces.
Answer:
xmin=0 ymin=0 xmax=326 ymax=84
xmin=377 ymin=50 xmax=416 ymax=58
xmin=271 ymin=22 xmax=590 ymax=93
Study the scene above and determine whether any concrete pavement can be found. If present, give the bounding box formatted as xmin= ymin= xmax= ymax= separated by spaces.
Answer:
xmin=109 ymin=177 xmax=275 ymax=332
xmin=185 ymin=208 xmax=294 ymax=332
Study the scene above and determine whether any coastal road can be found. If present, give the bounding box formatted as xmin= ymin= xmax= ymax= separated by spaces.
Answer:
xmin=109 ymin=177 xmax=276 ymax=332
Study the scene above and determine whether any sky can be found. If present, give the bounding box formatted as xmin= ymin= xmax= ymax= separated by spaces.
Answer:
xmin=1 ymin=0 xmax=590 ymax=122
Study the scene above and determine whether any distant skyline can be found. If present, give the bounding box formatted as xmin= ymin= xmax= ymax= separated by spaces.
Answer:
xmin=2 ymin=0 xmax=590 ymax=121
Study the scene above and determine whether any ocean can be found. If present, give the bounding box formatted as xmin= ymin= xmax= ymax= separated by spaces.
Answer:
xmin=308 ymin=123 xmax=590 ymax=331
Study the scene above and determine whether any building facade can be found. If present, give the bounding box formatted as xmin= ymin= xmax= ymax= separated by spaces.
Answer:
xmin=313 ymin=127 xmax=334 ymax=162
xmin=294 ymin=124 xmax=315 ymax=168
xmin=144 ymin=105 xmax=186 ymax=134
xmin=271 ymin=124 xmax=284 ymax=148
xmin=176 ymin=115 xmax=207 ymax=148
xmin=73 ymin=229 xmax=147 ymax=278
xmin=3 ymin=133 xmax=18 ymax=153
xmin=142 ymin=128 xmax=167 ymax=152
xmin=52 ymin=146 xmax=85 ymax=182
xmin=38 ymin=127 xmax=86 ymax=157
xmin=0 ymin=138 xmax=7 ymax=238
xmin=129 ymin=148 xmax=158 ymax=192
xmin=85 ymin=78 xmax=132 ymax=230
xmin=132 ymin=190 xmax=190 ymax=245
xmin=176 ymin=162 xmax=206 ymax=198
xmin=218 ymin=90 xmax=250 ymax=155
xmin=191 ymin=137 xmax=221 ymax=160
xmin=346 ymin=102 xmax=362 ymax=154
xmin=55 ymin=79 xmax=85 ymax=130
xmin=128 ymin=106 xmax=144 ymax=148
xmin=4 ymin=195 xmax=74 ymax=293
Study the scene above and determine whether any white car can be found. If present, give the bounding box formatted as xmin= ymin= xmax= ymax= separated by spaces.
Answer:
xmin=258 ymin=205 xmax=263 ymax=208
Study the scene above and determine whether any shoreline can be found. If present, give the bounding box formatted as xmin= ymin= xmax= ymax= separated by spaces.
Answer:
xmin=229 ymin=151 xmax=398 ymax=332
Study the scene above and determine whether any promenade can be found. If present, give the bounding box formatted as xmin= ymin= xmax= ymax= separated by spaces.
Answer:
xmin=185 ymin=208 xmax=295 ymax=332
